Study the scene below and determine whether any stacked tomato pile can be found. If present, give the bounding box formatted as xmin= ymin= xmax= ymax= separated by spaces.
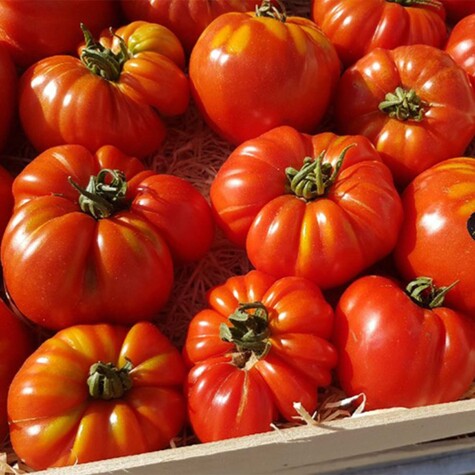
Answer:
xmin=0 ymin=0 xmax=474 ymax=471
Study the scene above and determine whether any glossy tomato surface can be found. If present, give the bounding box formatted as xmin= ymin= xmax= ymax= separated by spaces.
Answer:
xmin=8 ymin=322 xmax=186 ymax=470
xmin=184 ymin=270 xmax=337 ymax=442
xmin=335 ymin=44 xmax=475 ymax=187
xmin=0 ymin=0 xmax=118 ymax=68
xmin=394 ymin=157 xmax=475 ymax=318
xmin=1 ymin=144 xmax=213 ymax=330
xmin=334 ymin=275 xmax=475 ymax=410
xmin=189 ymin=7 xmax=340 ymax=145
xmin=311 ymin=0 xmax=447 ymax=67
xmin=19 ymin=21 xmax=189 ymax=158
xmin=211 ymin=126 xmax=403 ymax=289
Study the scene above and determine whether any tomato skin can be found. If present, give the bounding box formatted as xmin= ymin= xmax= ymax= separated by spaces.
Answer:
xmin=189 ymin=11 xmax=340 ymax=145
xmin=120 ymin=0 xmax=261 ymax=54
xmin=0 ymin=0 xmax=118 ymax=68
xmin=184 ymin=270 xmax=337 ymax=442
xmin=335 ymin=44 xmax=475 ymax=187
xmin=394 ymin=158 xmax=475 ymax=319
xmin=445 ymin=14 xmax=475 ymax=89
xmin=1 ymin=144 xmax=213 ymax=330
xmin=19 ymin=21 xmax=189 ymax=158
xmin=440 ymin=0 xmax=475 ymax=23
xmin=334 ymin=275 xmax=475 ymax=410
xmin=311 ymin=0 xmax=447 ymax=68
xmin=210 ymin=126 xmax=403 ymax=289
xmin=8 ymin=321 xmax=186 ymax=470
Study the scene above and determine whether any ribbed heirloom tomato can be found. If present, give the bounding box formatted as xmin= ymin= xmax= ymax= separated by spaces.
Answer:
xmin=189 ymin=0 xmax=340 ymax=145
xmin=8 ymin=322 xmax=186 ymax=470
xmin=311 ymin=0 xmax=447 ymax=67
xmin=335 ymin=44 xmax=475 ymax=187
xmin=1 ymin=144 xmax=214 ymax=330
xmin=210 ymin=126 xmax=403 ymax=289
xmin=19 ymin=21 xmax=189 ymax=158
xmin=184 ymin=270 xmax=337 ymax=442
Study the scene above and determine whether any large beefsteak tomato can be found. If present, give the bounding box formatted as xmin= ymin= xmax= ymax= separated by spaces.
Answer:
xmin=210 ymin=126 xmax=403 ymax=289
xmin=0 ymin=0 xmax=118 ymax=68
xmin=8 ymin=321 xmax=186 ymax=470
xmin=19 ymin=21 xmax=189 ymax=158
xmin=1 ymin=144 xmax=214 ymax=330
xmin=184 ymin=270 xmax=337 ymax=442
xmin=311 ymin=0 xmax=447 ymax=68
xmin=335 ymin=44 xmax=475 ymax=187
xmin=394 ymin=157 xmax=475 ymax=318
xmin=334 ymin=275 xmax=475 ymax=410
xmin=189 ymin=0 xmax=340 ymax=145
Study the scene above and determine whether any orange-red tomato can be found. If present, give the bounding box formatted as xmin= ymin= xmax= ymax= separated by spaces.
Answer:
xmin=8 ymin=322 xmax=186 ymax=470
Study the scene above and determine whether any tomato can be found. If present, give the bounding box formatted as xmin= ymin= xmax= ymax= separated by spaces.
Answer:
xmin=189 ymin=1 xmax=340 ymax=145
xmin=120 ymin=0 xmax=261 ymax=54
xmin=334 ymin=275 xmax=475 ymax=410
xmin=0 ymin=43 xmax=16 ymax=152
xmin=210 ymin=126 xmax=403 ymax=289
xmin=394 ymin=157 xmax=475 ymax=319
xmin=440 ymin=0 xmax=475 ymax=23
xmin=0 ymin=0 xmax=118 ymax=68
xmin=445 ymin=14 xmax=475 ymax=89
xmin=311 ymin=0 xmax=447 ymax=68
xmin=0 ymin=299 xmax=34 ymax=442
xmin=19 ymin=21 xmax=189 ymax=158
xmin=183 ymin=270 xmax=337 ymax=442
xmin=8 ymin=321 xmax=186 ymax=470
xmin=335 ymin=44 xmax=475 ymax=187
xmin=1 ymin=144 xmax=214 ymax=330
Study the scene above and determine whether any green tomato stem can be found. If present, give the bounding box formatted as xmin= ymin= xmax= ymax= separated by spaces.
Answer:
xmin=255 ymin=0 xmax=287 ymax=22
xmin=405 ymin=277 xmax=458 ymax=309
xmin=88 ymin=359 xmax=133 ymax=400
xmin=379 ymin=86 xmax=426 ymax=121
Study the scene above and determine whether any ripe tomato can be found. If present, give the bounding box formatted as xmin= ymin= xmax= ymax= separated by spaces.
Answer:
xmin=394 ymin=157 xmax=475 ymax=318
xmin=311 ymin=0 xmax=447 ymax=68
xmin=19 ymin=21 xmax=189 ymax=158
xmin=440 ymin=0 xmax=475 ymax=23
xmin=8 ymin=321 xmax=186 ymax=470
xmin=445 ymin=14 xmax=475 ymax=89
xmin=210 ymin=126 xmax=403 ymax=289
xmin=335 ymin=44 xmax=475 ymax=187
xmin=0 ymin=43 xmax=16 ymax=152
xmin=1 ymin=144 xmax=214 ymax=330
xmin=184 ymin=270 xmax=337 ymax=442
xmin=121 ymin=0 xmax=261 ymax=54
xmin=334 ymin=275 xmax=475 ymax=410
xmin=0 ymin=0 xmax=118 ymax=68
xmin=0 ymin=299 xmax=34 ymax=442
xmin=189 ymin=1 xmax=340 ymax=145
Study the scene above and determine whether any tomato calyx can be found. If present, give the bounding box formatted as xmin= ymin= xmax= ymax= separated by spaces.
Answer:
xmin=87 ymin=358 xmax=133 ymax=400
xmin=385 ymin=0 xmax=442 ymax=8
xmin=68 ymin=168 xmax=129 ymax=219
xmin=406 ymin=276 xmax=458 ymax=309
xmin=220 ymin=301 xmax=271 ymax=365
xmin=255 ymin=0 xmax=287 ymax=22
xmin=285 ymin=145 xmax=353 ymax=200
xmin=379 ymin=86 xmax=426 ymax=122
xmin=80 ymin=23 xmax=129 ymax=81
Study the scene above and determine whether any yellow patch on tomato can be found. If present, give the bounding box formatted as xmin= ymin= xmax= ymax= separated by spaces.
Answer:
xmin=287 ymin=23 xmax=307 ymax=56
xmin=210 ymin=24 xmax=233 ymax=50
xmin=254 ymin=17 xmax=287 ymax=42
xmin=226 ymin=23 xmax=252 ymax=54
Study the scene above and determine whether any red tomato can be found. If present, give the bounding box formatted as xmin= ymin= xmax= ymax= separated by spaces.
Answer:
xmin=441 ymin=0 xmax=475 ymax=23
xmin=184 ymin=270 xmax=337 ymax=442
xmin=19 ymin=21 xmax=189 ymax=158
xmin=0 ymin=0 xmax=118 ymax=68
xmin=0 ymin=43 xmax=16 ymax=152
xmin=335 ymin=44 xmax=475 ymax=187
xmin=1 ymin=144 xmax=214 ymax=330
xmin=210 ymin=126 xmax=403 ymax=289
xmin=121 ymin=0 xmax=261 ymax=54
xmin=189 ymin=3 xmax=341 ymax=145
xmin=394 ymin=157 xmax=475 ymax=318
xmin=445 ymin=14 xmax=475 ymax=89
xmin=0 ymin=299 xmax=34 ymax=442
xmin=311 ymin=0 xmax=447 ymax=68
xmin=8 ymin=321 xmax=186 ymax=470
xmin=334 ymin=275 xmax=475 ymax=410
